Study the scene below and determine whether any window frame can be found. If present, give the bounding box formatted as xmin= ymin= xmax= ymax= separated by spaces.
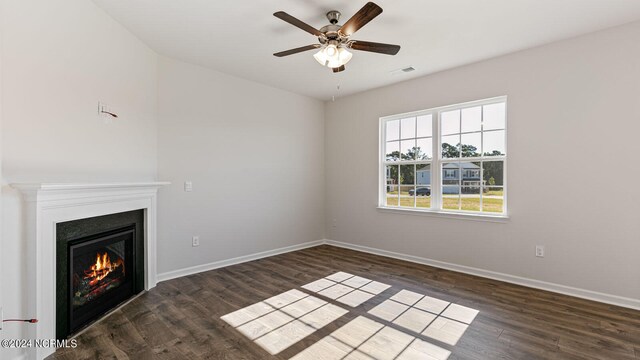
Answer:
xmin=378 ymin=96 xmax=508 ymax=219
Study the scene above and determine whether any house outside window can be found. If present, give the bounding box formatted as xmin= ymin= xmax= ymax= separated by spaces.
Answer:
xmin=380 ymin=97 xmax=507 ymax=216
xmin=443 ymin=169 xmax=456 ymax=179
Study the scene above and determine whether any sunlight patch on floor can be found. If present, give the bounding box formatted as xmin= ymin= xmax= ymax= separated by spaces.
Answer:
xmin=291 ymin=316 xmax=451 ymax=360
xmin=368 ymin=289 xmax=479 ymax=345
xmin=221 ymin=289 xmax=348 ymax=355
xmin=302 ymin=271 xmax=391 ymax=307
xmin=220 ymin=272 xmax=479 ymax=357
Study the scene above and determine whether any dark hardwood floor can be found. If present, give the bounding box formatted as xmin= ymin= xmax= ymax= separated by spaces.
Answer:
xmin=50 ymin=245 xmax=640 ymax=360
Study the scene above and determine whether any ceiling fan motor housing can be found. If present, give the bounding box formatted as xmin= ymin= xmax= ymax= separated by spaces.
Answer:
xmin=319 ymin=11 xmax=344 ymax=43
xmin=318 ymin=24 xmax=342 ymax=44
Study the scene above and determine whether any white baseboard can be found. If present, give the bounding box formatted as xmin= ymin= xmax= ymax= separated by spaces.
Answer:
xmin=324 ymin=239 xmax=640 ymax=311
xmin=156 ymin=240 xmax=325 ymax=282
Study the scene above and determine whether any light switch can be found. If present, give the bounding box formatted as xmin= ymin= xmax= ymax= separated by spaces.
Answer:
xmin=184 ymin=181 xmax=193 ymax=192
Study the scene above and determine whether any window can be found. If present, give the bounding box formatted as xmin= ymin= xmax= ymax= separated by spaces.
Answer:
xmin=380 ymin=97 xmax=507 ymax=216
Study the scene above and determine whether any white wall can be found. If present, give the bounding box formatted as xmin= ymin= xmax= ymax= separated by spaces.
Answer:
xmin=2 ymin=3 xmax=158 ymax=182
xmin=0 ymin=0 xmax=4 ymax=339
xmin=325 ymin=21 xmax=640 ymax=302
xmin=0 ymin=1 xmax=158 ymax=358
xmin=156 ymin=57 xmax=325 ymax=276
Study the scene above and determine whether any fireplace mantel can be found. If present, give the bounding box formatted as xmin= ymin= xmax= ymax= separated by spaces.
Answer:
xmin=11 ymin=182 xmax=170 ymax=199
xmin=11 ymin=182 xmax=169 ymax=360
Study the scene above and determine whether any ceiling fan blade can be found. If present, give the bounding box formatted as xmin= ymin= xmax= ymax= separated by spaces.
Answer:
xmin=332 ymin=65 xmax=346 ymax=73
xmin=274 ymin=11 xmax=322 ymax=36
xmin=339 ymin=2 xmax=383 ymax=37
xmin=349 ymin=40 xmax=400 ymax=55
xmin=273 ymin=44 xmax=320 ymax=57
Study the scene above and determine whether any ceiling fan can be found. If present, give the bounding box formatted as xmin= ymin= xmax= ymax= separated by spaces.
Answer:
xmin=273 ymin=2 xmax=400 ymax=73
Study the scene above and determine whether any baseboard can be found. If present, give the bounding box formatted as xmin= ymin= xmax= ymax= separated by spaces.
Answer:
xmin=156 ymin=240 xmax=325 ymax=282
xmin=324 ymin=239 xmax=640 ymax=311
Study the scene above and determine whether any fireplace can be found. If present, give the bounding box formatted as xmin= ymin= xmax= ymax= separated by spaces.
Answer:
xmin=56 ymin=210 xmax=146 ymax=339
xmin=68 ymin=225 xmax=135 ymax=334
xmin=11 ymin=182 xmax=166 ymax=359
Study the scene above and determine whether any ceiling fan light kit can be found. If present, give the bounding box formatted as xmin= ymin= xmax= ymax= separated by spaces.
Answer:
xmin=313 ymin=41 xmax=353 ymax=69
xmin=273 ymin=2 xmax=400 ymax=73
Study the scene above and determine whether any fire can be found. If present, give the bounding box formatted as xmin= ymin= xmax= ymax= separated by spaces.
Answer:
xmin=84 ymin=252 xmax=124 ymax=286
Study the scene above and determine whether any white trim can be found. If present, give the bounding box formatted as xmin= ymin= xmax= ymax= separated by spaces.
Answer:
xmin=11 ymin=182 xmax=169 ymax=360
xmin=323 ymin=239 xmax=640 ymax=311
xmin=11 ymin=182 xmax=171 ymax=192
xmin=156 ymin=240 xmax=325 ymax=282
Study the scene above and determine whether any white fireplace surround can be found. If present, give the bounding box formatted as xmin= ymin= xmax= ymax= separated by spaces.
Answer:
xmin=11 ymin=182 xmax=169 ymax=360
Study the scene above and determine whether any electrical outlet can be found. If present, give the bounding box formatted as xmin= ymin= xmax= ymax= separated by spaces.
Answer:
xmin=535 ymin=245 xmax=545 ymax=258
xmin=192 ymin=236 xmax=200 ymax=247
xmin=332 ymin=219 xmax=337 ymax=228
xmin=184 ymin=181 xmax=193 ymax=192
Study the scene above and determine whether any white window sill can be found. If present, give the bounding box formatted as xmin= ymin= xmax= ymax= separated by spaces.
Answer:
xmin=376 ymin=206 xmax=510 ymax=223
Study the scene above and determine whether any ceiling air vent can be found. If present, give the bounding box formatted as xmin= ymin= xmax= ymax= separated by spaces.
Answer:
xmin=390 ymin=66 xmax=415 ymax=75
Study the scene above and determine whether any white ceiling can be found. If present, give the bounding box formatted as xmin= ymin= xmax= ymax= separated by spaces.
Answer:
xmin=92 ymin=0 xmax=640 ymax=100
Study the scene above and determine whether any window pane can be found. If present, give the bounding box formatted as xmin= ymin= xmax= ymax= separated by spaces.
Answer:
xmin=483 ymin=186 xmax=504 ymax=213
xmin=386 ymin=165 xmax=398 ymax=185
xmin=442 ymin=162 xmax=460 ymax=210
xmin=386 ymin=190 xmax=398 ymax=206
xmin=401 ymin=117 xmax=416 ymax=139
xmin=461 ymin=186 xmax=481 ymax=212
xmin=400 ymin=164 xmax=415 ymax=185
xmin=482 ymin=161 xmax=504 ymax=186
xmin=460 ymin=161 xmax=481 ymax=211
xmin=386 ymin=141 xmax=399 ymax=161
xmin=461 ymin=132 xmax=481 ymax=157
xmin=386 ymin=120 xmax=400 ymax=141
xmin=442 ymin=192 xmax=459 ymax=210
xmin=415 ymin=186 xmax=431 ymax=208
xmin=416 ymin=164 xmax=431 ymax=186
xmin=483 ymin=130 xmax=505 ymax=156
xmin=415 ymin=138 xmax=432 ymax=160
xmin=461 ymin=161 xmax=481 ymax=185
xmin=442 ymin=163 xmax=459 ymax=183
xmin=441 ymin=134 xmax=460 ymax=159
xmin=483 ymin=103 xmax=505 ymax=130
xmin=461 ymin=106 xmax=481 ymax=133
xmin=415 ymin=165 xmax=431 ymax=209
xmin=400 ymin=186 xmax=415 ymax=207
xmin=417 ymin=114 xmax=432 ymax=137
xmin=385 ymin=165 xmax=399 ymax=206
xmin=483 ymin=161 xmax=504 ymax=213
xmin=401 ymin=139 xmax=416 ymax=160
xmin=441 ymin=110 xmax=460 ymax=135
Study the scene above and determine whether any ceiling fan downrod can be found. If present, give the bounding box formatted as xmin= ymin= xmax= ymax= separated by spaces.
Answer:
xmin=326 ymin=10 xmax=341 ymax=25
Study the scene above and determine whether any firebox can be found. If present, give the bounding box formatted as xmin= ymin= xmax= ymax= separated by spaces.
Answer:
xmin=68 ymin=225 xmax=136 ymax=334
xmin=56 ymin=210 xmax=145 ymax=339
